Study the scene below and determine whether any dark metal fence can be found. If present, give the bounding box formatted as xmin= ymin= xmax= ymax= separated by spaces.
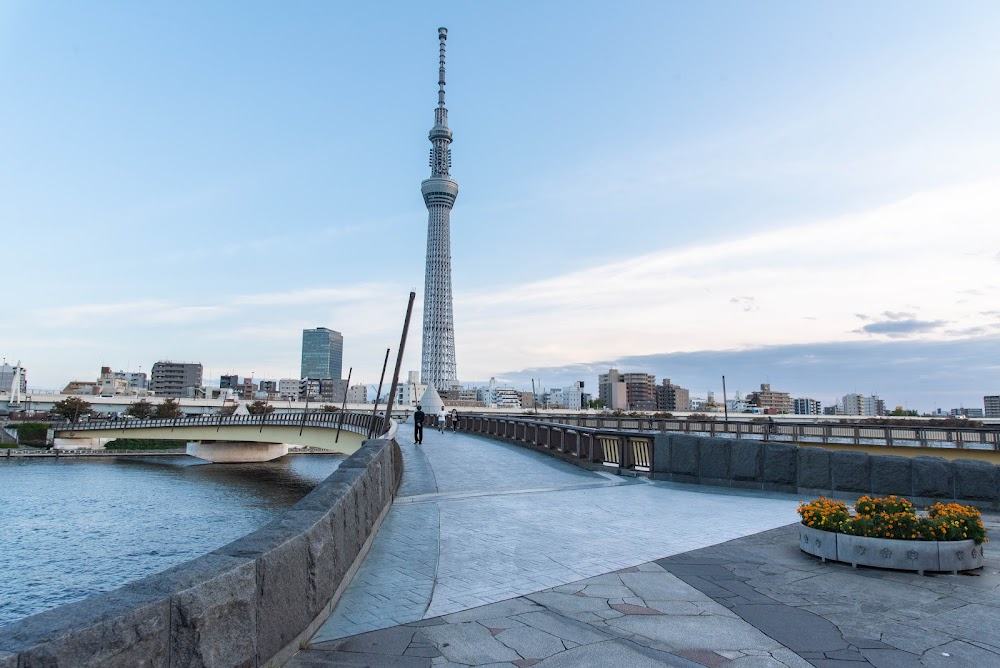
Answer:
xmin=456 ymin=414 xmax=1000 ymax=475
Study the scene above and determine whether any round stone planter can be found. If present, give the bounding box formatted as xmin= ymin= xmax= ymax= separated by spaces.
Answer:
xmin=799 ymin=524 xmax=984 ymax=575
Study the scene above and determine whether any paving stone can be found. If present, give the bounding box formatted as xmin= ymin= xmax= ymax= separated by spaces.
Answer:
xmin=531 ymin=638 xmax=697 ymax=668
xmin=331 ymin=625 xmax=419 ymax=655
xmin=419 ymin=621 xmax=522 ymax=665
xmin=728 ymin=603 xmax=849 ymax=653
xmin=619 ymin=572 xmax=718 ymax=602
xmin=515 ymin=610 xmax=614 ymax=646
xmin=442 ymin=598 xmax=545 ymax=624
xmin=857 ymin=648 xmax=923 ymax=667
xmin=525 ymin=592 xmax=611 ymax=616
xmin=607 ymin=613 xmax=783 ymax=651
xmin=495 ymin=626 xmax=566 ymax=660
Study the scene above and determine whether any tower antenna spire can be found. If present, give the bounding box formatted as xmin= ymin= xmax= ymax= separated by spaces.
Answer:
xmin=438 ymin=27 xmax=448 ymax=108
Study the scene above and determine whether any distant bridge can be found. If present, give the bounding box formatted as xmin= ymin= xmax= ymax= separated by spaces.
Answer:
xmin=51 ymin=411 xmax=387 ymax=462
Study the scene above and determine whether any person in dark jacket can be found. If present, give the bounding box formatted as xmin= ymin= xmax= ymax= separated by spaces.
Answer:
xmin=413 ymin=405 xmax=425 ymax=445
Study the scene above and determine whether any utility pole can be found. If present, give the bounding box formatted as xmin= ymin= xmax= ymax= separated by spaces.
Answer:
xmin=335 ymin=367 xmax=352 ymax=443
xmin=369 ymin=349 xmax=390 ymax=439
xmin=383 ymin=291 xmax=416 ymax=438
xmin=722 ymin=375 xmax=729 ymax=424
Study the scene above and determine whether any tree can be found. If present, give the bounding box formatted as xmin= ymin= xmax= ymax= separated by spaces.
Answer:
xmin=247 ymin=400 xmax=275 ymax=415
xmin=127 ymin=399 xmax=154 ymax=419
xmin=588 ymin=399 xmax=607 ymax=410
xmin=52 ymin=397 xmax=92 ymax=423
xmin=322 ymin=405 xmax=341 ymax=413
xmin=219 ymin=404 xmax=238 ymax=416
xmin=154 ymin=398 xmax=183 ymax=419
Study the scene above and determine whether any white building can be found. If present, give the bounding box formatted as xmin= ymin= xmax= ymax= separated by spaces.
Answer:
xmin=842 ymin=393 xmax=885 ymax=417
xmin=395 ymin=371 xmax=427 ymax=407
xmin=483 ymin=377 xmax=521 ymax=408
xmin=114 ymin=371 xmax=148 ymax=391
xmin=347 ymin=384 xmax=368 ymax=404
xmin=278 ymin=378 xmax=300 ymax=401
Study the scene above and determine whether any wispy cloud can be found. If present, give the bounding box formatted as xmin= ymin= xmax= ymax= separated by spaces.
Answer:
xmin=730 ymin=296 xmax=759 ymax=312
xmin=858 ymin=319 xmax=946 ymax=337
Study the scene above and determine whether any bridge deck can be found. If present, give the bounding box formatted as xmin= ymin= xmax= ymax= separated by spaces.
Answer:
xmin=288 ymin=427 xmax=1000 ymax=667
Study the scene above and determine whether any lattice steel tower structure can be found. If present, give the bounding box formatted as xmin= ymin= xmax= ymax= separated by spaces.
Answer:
xmin=420 ymin=27 xmax=459 ymax=389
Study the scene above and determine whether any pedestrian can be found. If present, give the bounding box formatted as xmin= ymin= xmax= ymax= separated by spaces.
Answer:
xmin=450 ymin=409 xmax=459 ymax=433
xmin=438 ymin=405 xmax=447 ymax=433
xmin=413 ymin=405 xmax=425 ymax=444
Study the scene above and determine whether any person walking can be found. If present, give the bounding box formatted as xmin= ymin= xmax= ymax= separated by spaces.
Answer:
xmin=450 ymin=409 xmax=459 ymax=433
xmin=413 ymin=405 xmax=425 ymax=445
xmin=438 ymin=405 xmax=447 ymax=433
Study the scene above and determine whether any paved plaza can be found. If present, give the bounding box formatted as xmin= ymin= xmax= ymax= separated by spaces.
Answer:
xmin=290 ymin=429 xmax=1000 ymax=667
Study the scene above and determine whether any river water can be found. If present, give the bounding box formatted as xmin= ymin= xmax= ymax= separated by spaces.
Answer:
xmin=0 ymin=454 xmax=343 ymax=627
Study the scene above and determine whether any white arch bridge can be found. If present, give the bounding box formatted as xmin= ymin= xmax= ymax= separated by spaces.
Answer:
xmin=50 ymin=411 xmax=388 ymax=463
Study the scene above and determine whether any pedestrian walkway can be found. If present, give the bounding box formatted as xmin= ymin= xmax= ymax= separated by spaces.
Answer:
xmin=287 ymin=428 xmax=1000 ymax=667
xmin=307 ymin=427 xmax=801 ymax=644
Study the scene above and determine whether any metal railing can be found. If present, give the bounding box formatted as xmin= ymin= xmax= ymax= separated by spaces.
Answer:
xmin=456 ymin=414 xmax=1000 ymax=475
xmin=51 ymin=411 xmax=385 ymax=440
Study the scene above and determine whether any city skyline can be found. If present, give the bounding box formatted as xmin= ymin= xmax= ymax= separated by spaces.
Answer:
xmin=2 ymin=3 xmax=998 ymax=410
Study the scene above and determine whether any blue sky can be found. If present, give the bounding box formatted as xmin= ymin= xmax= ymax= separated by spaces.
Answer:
xmin=2 ymin=2 xmax=999 ymax=411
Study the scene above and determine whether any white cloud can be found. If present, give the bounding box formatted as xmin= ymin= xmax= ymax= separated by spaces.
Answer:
xmin=454 ymin=176 xmax=1000 ymax=379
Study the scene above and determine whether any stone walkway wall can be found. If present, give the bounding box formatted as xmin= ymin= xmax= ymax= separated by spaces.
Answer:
xmin=0 ymin=437 xmax=401 ymax=668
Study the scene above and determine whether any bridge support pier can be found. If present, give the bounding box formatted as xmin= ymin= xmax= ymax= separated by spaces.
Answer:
xmin=186 ymin=441 xmax=289 ymax=463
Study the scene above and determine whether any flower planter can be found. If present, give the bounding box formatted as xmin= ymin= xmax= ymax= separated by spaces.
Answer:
xmin=799 ymin=524 xmax=984 ymax=575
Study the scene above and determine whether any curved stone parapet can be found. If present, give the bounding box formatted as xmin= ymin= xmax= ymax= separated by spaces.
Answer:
xmin=799 ymin=525 xmax=984 ymax=574
xmin=0 ymin=436 xmax=403 ymax=667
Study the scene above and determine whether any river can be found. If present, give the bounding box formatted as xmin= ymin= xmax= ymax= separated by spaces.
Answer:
xmin=0 ymin=454 xmax=343 ymax=627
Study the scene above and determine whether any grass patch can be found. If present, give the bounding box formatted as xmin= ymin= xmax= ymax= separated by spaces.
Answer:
xmin=105 ymin=439 xmax=188 ymax=451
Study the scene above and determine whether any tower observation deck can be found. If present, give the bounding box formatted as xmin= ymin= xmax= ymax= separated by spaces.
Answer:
xmin=420 ymin=27 xmax=459 ymax=390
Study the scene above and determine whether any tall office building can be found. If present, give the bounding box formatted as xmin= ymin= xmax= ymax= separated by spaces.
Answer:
xmin=150 ymin=361 xmax=203 ymax=398
xmin=300 ymin=327 xmax=343 ymax=380
xmin=420 ymin=27 xmax=460 ymax=390
xmin=985 ymin=396 xmax=1000 ymax=418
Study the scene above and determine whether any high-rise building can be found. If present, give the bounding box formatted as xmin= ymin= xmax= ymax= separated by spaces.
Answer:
xmin=841 ymin=393 xmax=885 ymax=417
xmin=620 ymin=373 xmax=657 ymax=411
xmin=747 ymin=384 xmax=793 ymax=415
xmin=793 ymin=398 xmax=822 ymax=415
xmin=0 ymin=362 xmax=27 ymax=395
xmin=420 ymin=28 xmax=460 ymax=391
xmin=150 ymin=361 xmax=203 ymax=398
xmin=598 ymin=369 xmax=627 ymax=410
xmin=300 ymin=327 xmax=344 ymax=380
xmin=656 ymin=379 xmax=691 ymax=412
xmin=114 ymin=371 xmax=147 ymax=391
xmin=347 ymin=384 xmax=369 ymax=404
xmin=278 ymin=379 xmax=300 ymax=401
xmin=985 ymin=396 xmax=1000 ymax=418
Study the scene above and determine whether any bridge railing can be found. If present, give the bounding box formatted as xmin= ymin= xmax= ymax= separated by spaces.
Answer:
xmin=457 ymin=414 xmax=1000 ymax=474
xmin=51 ymin=411 xmax=386 ymax=439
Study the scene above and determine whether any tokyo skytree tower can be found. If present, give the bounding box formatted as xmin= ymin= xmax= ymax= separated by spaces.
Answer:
xmin=420 ymin=27 xmax=459 ymax=390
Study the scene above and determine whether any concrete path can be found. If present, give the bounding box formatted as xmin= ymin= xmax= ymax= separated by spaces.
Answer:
xmin=289 ymin=428 xmax=1000 ymax=666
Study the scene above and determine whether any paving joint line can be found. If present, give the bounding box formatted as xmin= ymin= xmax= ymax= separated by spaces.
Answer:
xmin=395 ymin=479 xmax=640 ymax=505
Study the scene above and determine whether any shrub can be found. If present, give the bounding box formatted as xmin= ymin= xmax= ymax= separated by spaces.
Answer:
xmin=9 ymin=422 xmax=49 ymax=446
xmin=798 ymin=495 xmax=987 ymax=544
